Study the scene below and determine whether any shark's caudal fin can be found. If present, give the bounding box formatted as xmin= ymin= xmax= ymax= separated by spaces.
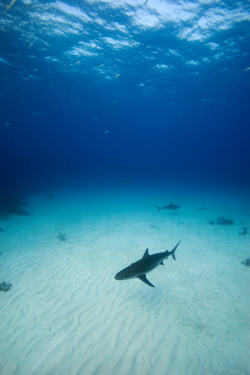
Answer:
xmin=169 ymin=240 xmax=181 ymax=260
xmin=137 ymin=274 xmax=155 ymax=288
xmin=154 ymin=204 xmax=160 ymax=211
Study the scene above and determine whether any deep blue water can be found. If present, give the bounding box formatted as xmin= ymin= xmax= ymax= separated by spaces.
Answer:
xmin=0 ymin=0 xmax=250 ymax=196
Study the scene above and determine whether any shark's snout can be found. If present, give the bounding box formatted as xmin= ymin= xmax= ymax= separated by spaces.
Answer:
xmin=114 ymin=271 xmax=123 ymax=280
xmin=115 ymin=269 xmax=128 ymax=280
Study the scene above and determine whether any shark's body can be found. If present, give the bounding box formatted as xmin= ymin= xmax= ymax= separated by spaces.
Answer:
xmin=115 ymin=240 xmax=181 ymax=288
xmin=155 ymin=202 xmax=180 ymax=211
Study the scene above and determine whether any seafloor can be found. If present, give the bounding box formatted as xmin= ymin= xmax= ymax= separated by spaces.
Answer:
xmin=0 ymin=184 xmax=249 ymax=375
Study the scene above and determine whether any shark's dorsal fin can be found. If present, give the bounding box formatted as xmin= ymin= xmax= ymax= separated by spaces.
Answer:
xmin=160 ymin=261 xmax=164 ymax=265
xmin=142 ymin=248 xmax=150 ymax=259
xmin=137 ymin=274 xmax=155 ymax=288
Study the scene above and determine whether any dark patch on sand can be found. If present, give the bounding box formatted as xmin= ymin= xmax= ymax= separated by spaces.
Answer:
xmin=209 ymin=217 xmax=234 ymax=226
xmin=241 ymin=259 xmax=250 ymax=268
xmin=0 ymin=281 xmax=12 ymax=292
xmin=0 ymin=194 xmax=29 ymax=218
xmin=216 ymin=217 xmax=234 ymax=226
xmin=239 ymin=226 xmax=248 ymax=236
xmin=58 ymin=231 xmax=66 ymax=241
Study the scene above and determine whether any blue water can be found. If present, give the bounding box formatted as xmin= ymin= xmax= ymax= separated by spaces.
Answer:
xmin=0 ymin=3 xmax=250 ymax=374
xmin=0 ymin=0 xmax=249 ymax=196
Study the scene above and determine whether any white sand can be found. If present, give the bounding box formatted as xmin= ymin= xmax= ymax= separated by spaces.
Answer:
xmin=0 ymin=187 xmax=249 ymax=375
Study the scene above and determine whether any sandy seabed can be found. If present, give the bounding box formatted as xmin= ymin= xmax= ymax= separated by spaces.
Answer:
xmin=0 ymin=186 xmax=249 ymax=375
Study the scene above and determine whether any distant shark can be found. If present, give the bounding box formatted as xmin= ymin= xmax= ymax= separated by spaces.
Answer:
xmin=115 ymin=240 xmax=181 ymax=288
xmin=155 ymin=202 xmax=180 ymax=211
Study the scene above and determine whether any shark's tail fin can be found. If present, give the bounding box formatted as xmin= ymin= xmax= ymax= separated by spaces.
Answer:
xmin=154 ymin=204 xmax=160 ymax=211
xmin=170 ymin=240 xmax=181 ymax=260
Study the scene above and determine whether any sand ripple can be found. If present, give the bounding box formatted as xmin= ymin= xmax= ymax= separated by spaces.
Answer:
xmin=0 ymin=197 xmax=249 ymax=375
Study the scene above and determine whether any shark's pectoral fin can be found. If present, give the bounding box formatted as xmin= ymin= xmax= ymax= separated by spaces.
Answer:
xmin=137 ymin=275 xmax=155 ymax=288
xmin=160 ymin=261 xmax=164 ymax=265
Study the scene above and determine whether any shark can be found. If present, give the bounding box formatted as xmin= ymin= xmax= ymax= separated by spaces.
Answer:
xmin=155 ymin=202 xmax=180 ymax=211
xmin=115 ymin=240 xmax=181 ymax=288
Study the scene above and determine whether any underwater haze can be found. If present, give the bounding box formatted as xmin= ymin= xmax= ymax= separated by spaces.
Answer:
xmin=0 ymin=1 xmax=250 ymax=375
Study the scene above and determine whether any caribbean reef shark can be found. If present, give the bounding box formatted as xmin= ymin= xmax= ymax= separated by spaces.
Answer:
xmin=155 ymin=202 xmax=180 ymax=211
xmin=115 ymin=240 xmax=181 ymax=288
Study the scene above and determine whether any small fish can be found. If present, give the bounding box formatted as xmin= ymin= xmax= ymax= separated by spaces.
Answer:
xmin=98 ymin=64 xmax=104 ymax=68
xmin=75 ymin=61 xmax=80 ymax=65
xmin=28 ymin=43 xmax=34 ymax=48
xmin=6 ymin=0 xmax=17 ymax=11
xmin=243 ymin=67 xmax=250 ymax=72
xmin=0 ymin=57 xmax=11 ymax=65
xmin=155 ymin=202 xmax=180 ymax=211
xmin=104 ymin=129 xmax=109 ymax=134
xmin=114 ymin=74 xmax=120 ymax=79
